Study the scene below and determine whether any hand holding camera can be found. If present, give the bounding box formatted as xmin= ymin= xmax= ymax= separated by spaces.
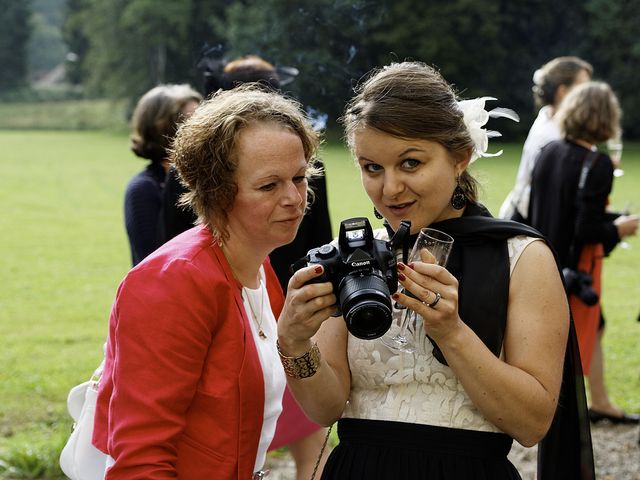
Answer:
xmin=291 ymin=217 xmax=404 ymax=339
xmin=278 ymin=263 xmax=337 ymax=357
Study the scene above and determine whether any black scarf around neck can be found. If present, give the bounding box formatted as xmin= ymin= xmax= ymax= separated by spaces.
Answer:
xmin=384 ymin=202 xmax=594 ymax=479
xmin=385 ymin=202 xmax=543 ymax=365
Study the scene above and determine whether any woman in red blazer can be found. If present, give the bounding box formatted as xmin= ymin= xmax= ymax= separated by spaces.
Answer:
xmin=93 ymin=86 xmax=337 ymax=479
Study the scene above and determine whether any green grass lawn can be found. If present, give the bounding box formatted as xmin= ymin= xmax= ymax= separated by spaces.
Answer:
xmin=1 ymin=131 xmax=639 ymax=478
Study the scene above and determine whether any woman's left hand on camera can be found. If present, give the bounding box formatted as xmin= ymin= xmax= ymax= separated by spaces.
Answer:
xmin=278 ymin=265 xmax=337 ymax=355
xmin=394 ymin=253 xmax=461 ymax=342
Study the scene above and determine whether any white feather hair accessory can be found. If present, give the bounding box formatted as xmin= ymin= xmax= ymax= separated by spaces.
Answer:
xmin=457 ymin=97 xmax=519 ymax=162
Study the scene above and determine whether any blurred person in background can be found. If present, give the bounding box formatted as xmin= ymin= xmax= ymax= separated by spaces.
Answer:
xmin=500 ymin=56 xmax=592 ymax=222
xmin=528 ymin=81 xmax=639 ymax=423
xmin=125 ymin=84 xmax=202 ymax=265
xmin=502 ymin=57 xmax=637 ymax=426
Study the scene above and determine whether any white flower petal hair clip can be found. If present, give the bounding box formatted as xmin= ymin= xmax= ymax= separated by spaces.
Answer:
xmin=457 ymin=97 xmax=519 ymax=162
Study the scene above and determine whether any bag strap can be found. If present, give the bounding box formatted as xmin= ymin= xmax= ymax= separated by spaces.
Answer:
xmin=567 ymin=149 xmax=599 ymax=269
xmin=88 ymin=358 xmax=106 ymax=390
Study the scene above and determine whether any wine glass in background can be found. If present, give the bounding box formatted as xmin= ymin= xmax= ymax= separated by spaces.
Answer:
xmin=617 ymin=201 xmax=637 ymax=250
xmin=381 ymin=227 xmax=454 ymax=353
xmin=607 ymin=139 xmax=624 ymax=177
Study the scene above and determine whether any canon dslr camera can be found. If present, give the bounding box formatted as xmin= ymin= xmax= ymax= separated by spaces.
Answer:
xmin=562 ymin=268 xmax=599 ymax=306
xmin=292 ymin=217 xmax=404 ymax=339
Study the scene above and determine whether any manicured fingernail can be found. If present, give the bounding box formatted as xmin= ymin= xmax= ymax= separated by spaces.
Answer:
xmin=392 ymin=293 xmax=400 ymax=300
xmin=408 ymin=262 xmax=415 ymax=269
xmin=315 ymin=265 xmax=323 ymax=273
xmin=398 ymin=272 xmax=406 ymax=281
xmin=397 ymin=262 xmax=405 ymax=270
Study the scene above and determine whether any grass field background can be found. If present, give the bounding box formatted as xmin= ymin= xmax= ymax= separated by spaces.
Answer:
xmin=1 ymin=130 xmax=639 ymax=478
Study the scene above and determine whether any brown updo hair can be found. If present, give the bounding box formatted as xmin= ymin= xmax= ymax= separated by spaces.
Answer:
xmin=341 ymin=61 xmax=478 ymax=202
xmin=532 ymin=56 xmax=593 ymax=110
xmin=556 ymin=81 xmax=622 ymax=145
xmin=170 ymin=85 xmax=320 ymax=242
xmin=130 ymin=84 xmax=203 ymax=162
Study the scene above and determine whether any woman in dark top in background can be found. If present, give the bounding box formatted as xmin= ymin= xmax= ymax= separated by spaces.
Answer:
xmin=125 ymin=84 xmax=202 ymax=265
xmin=528 ymin=81 xmax=638 ymax=387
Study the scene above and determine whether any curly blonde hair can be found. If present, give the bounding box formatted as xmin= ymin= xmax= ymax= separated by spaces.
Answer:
xmin=170 ymin=85 xmax=320 ymax=241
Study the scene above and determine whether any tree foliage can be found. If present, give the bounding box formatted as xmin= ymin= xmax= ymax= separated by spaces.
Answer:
xmin=0 ymin=0 xmax=31 ymax=90
xmin=223 ymin=0 xmax=386 ymax=121
xmin=63 ymin=0 xmax=228 ymax=102
xmin=12 ymin=0 xmax=640 ymax=137
xmin=28 ymin=0 xmax=68 ymax=78
xmin=583 ymin=0 xmax=640 ymax=138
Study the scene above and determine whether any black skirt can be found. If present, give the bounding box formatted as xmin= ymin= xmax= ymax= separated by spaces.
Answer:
xmin=320 ymin=418 xmax=522 ymax=480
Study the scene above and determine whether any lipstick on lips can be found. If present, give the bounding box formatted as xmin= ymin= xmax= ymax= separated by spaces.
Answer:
xmin=387 ymin=201 xmax=414 ymax=217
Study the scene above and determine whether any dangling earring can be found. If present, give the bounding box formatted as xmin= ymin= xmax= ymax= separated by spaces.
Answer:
xmin=450 ymin=178 xmax=466 ymax=210
xmin=373 ymin=207 xmax=383 ymax=219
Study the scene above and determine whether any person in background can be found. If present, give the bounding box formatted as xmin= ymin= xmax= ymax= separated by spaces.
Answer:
xmin=159 ymin=55 xmax=333 ymax=478
xmin=277 ymin=61 xmax=593 ymax=479
xmin=588 ymin=134 xmax=639 ymax=425
xmin=499 ymin=56 xmax=592 ymax=222
xmin=528 ymin=81 xmax=639 ymax=423
xmin=501 ymin=56 xmax=636 ymax=426
xmin=124 ymin=84 xmax=202 ymax=265
xmin=93 ymin=86 xmax=324 ymax=479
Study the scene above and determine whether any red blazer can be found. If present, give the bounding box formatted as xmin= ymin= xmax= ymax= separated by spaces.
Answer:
xmin=93 ymin=225 xmax=284 ymax=479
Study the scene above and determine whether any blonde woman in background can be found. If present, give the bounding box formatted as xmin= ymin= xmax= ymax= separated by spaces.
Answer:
xmin=528 ymin=81 xmax=639 ymax=424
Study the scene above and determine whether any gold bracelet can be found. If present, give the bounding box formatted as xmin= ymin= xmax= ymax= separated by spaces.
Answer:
xmin=276 ymin=340 xmax=321 ymax=379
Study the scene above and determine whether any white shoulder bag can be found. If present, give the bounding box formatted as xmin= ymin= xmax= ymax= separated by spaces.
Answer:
xmin=59 ymin=360 xmax=108 ymax=480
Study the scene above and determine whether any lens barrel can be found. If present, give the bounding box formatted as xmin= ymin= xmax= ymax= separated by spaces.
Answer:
xmin=339 ymin=273 xmax=393 ymax=339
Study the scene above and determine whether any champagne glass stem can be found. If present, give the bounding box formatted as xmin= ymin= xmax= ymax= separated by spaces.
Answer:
xmin=396 ymin=306 xmax=414 ymax=338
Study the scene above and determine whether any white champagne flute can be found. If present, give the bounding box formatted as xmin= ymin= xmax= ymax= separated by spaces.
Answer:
xmin=381 ymin=227 xmax=454 ymax=353
xmin=607 ymin=139 xmax=624 ymax=177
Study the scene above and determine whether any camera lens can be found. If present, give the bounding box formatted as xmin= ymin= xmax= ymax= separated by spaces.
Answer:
xmin=339 ymin=273 xmax=393 ymax=339
xmin=346 ymin=302 xmax=392 ymax=339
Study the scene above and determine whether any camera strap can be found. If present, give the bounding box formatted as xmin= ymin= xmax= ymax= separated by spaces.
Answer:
xmin=567 ymin=149 xmax=600 ymax=269
xmin=390 ymin=219 xmax=412 ymax=263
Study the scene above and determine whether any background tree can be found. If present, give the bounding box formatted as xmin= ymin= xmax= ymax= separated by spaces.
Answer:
xmin=65 ymin=0 xmax=228 ymax=103
xmin=583 ymin=0 xmax=640 ymax=138
xmin=0 ymin=0 xmax=32 ymax=91
xmin=493 ymin=0 xmax=591 ymax=134
xmin=62 ymin=0 xmax=90 ymax=86
xmin=8 ymin=0 xmax=640 ymax=138
xmin=223 ymin=0 xmax=387 ymax=122
xmin=28 ymin=0 xmax=68 ymax=81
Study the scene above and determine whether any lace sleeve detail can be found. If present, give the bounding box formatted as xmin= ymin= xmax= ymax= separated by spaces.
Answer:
xmin=508 ymin=236 xmax=543 ymax=276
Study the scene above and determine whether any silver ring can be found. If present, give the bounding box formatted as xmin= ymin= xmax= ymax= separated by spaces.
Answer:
xmin=426 ymin=292 xmax=441 ymax=308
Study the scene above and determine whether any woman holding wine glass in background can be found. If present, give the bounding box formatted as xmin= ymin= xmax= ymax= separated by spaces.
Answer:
xmin=527 ymin=81 xmax=639 ymax=424
xmin=277 ymin=61 xmax=594 ymax=479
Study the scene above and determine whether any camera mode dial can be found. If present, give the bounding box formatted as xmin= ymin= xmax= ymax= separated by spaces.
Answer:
xmin=316 ymin=244 xmax=336 ymax=259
